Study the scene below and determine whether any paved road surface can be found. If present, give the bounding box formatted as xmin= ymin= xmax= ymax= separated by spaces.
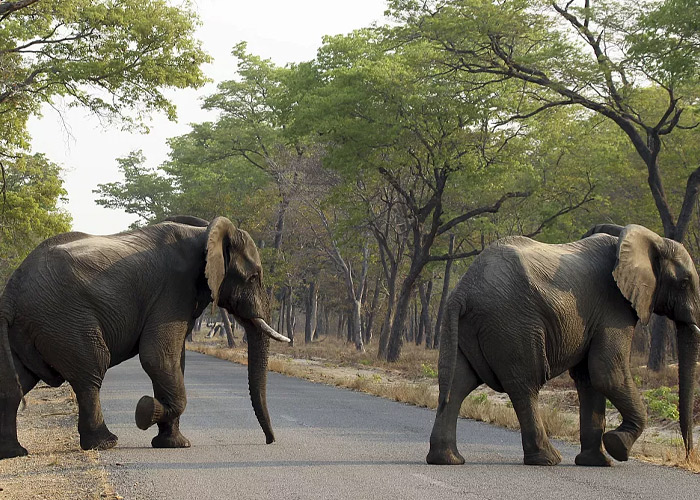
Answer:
xmin=99 ymin=352 xmax=697 ymax=500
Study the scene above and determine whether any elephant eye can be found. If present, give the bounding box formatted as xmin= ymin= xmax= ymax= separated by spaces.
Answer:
xmin=680 ymin=279 xmax=690 ymax=290
xmin=247 ymin=273 xmax=259 ymax=283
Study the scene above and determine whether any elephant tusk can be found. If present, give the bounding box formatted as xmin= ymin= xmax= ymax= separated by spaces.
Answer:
xmin=252 ymin=317 xmax=291 ymax=343
xmin=692 ymin=324 xmax=700 ymax=337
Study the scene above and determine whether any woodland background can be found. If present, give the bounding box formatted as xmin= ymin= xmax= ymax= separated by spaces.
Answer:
xmin=1 ymin=0 xmax=699 ymax=367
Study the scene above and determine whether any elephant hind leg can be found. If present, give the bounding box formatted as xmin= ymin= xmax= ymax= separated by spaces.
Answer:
xmin=61 ymin=329 xmax=117 ymax=451
xmin=427 ymin=351 xmax=480 ymax=465
xmin=509 ymin=391 xmax=562 ymax=466
xmin=74 ymin=386 xmax=118 ymax=450
xmin=0 ymin=355 xmax=33 ymax=459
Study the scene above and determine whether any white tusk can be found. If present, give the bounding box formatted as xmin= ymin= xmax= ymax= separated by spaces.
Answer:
xmin=692 ymin=324 xmax=700 ymax=336
xmin=251 ymin=317 xmax=291 ymax=343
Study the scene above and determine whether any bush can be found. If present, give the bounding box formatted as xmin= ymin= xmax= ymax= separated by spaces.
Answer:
xmin=644 ymin=386 xmax=679 ymax=421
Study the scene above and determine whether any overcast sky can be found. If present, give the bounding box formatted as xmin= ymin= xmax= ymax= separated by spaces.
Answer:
xmin=28 ymin=0 xmax=388 ymax=234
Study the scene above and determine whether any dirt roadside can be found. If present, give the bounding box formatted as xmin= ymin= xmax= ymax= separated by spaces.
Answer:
xmin=0 ymin=384 xmax=118 ymax=500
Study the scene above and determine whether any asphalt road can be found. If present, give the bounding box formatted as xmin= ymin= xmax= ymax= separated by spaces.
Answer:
xmin=98 ymin=352 xmax=697 ymax=500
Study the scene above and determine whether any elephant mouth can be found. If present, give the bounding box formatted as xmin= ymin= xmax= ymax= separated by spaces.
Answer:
xmin=250 ymin=317 xmax=291 ymax=343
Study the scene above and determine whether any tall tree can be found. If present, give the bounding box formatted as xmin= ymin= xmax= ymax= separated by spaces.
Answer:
xmin=293 ymin=28 xmax=593 ymax=361
xmin=389 ymin=0 xmax=700 ymax=368
xmin=0 ymin=153 xmax=71 ymax=281
xmin=0 ymin=0 xmax=209 ymax=276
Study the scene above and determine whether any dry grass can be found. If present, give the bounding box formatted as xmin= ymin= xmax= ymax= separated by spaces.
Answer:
xmin=0 ymin=384 xmax=119 ymax=500
xmin=189 ymin=335 xmax=700 ymax=473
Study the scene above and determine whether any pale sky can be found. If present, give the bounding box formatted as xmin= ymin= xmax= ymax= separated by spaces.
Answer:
xmin=28 ymin=0 xmax=388 ymax=234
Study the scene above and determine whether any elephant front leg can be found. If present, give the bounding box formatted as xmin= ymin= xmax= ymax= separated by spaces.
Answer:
xmin=571 ymin=374 xmax=611 ymax=467
xmin=510 ymin=392 xmax=562 ymax=466
xmin=589 ymin=337 xmax=645 ymax=462
xmin=136 ymin=345 xmax=191 ymax=448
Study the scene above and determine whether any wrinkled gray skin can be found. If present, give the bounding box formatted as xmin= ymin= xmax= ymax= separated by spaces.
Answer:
xmin=0 ymin=216 xmax=289 ymax=459
xmin=427 ymin=224 xmax=699 ymax=466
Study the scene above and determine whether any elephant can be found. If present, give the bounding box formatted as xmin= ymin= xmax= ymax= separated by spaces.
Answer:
xmin=0 ymin=215 xmax=290 ymax=459
xmin=426 ymin=224 xmax=699 ymax=466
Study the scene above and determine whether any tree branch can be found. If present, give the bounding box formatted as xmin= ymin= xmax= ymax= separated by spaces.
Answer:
xmin=0 ymin=0 xmax=39 ymax=20
xmin=437 ymin=191 xmax=530 ymax=236
xmin=523 ymin=181 xmax=597 ymax=239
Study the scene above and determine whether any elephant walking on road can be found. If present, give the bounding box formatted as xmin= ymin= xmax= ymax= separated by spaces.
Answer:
xmin=0 ymin=216 xmax=289 ymax=459
xmin=427 ymin=224 xmax=699 ymax=466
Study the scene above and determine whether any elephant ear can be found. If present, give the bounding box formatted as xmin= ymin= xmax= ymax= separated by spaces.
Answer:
xmin=613 ymin=224 xmax=663 ymax=325
xmin=205 ymin=217 xmax=244 ymax=305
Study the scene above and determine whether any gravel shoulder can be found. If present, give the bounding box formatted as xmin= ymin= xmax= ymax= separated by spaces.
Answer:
xmin=0 ymin=384 xmax=118 ymax=500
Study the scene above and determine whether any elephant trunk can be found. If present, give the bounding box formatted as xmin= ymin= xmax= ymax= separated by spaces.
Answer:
xmin=677 ymin=323 xmax=699 ymax=457
xmin=243 ymin=318 xmax=275 ymax=444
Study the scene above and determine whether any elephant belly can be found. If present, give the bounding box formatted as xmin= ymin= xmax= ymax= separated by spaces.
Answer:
xmin=9 ymin=326 xmax=65 ymax=387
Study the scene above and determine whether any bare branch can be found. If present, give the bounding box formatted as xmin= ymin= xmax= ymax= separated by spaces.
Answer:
xmin=523 ymin=181 xmax=597 ymax=239
xmin=437 ymin=191 xmax=531 ymax=236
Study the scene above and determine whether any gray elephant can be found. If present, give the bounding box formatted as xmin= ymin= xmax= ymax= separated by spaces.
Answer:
xmin=0 ymin=216 xmax=289 ymax=459
xmin=427 ymin=224 xmax=699 ymax=466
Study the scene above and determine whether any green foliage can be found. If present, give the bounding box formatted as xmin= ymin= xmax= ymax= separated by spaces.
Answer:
xmin=468 ymin=393 xmax=488 ymax=405
xmin=421 ymin=363 xmax=438 ymax=378
xmin=0 ymin=155 xmax=72 ymax=282
xmin=643 ymin=386 xmax=680 ymax=421
xmin=628 ymin=0 xmax=700 ymax=85
xmin=388 ymin=0 xmax=700 ymax=242
xmin=94 ymin=150 xmax=174 ymax=227
xmin=0 ymin=0 xmax=210 ymax=141
xmin=0 ymin=0 xmax=210 ymax=278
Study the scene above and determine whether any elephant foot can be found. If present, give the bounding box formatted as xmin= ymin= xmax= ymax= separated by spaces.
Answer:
xmin=0 ymin=441 xmax=28 ymax=460
xmin=151 ymin=430 xmax=191 ymax=449
xmin=426 ymin=446 xmax=465 ymax=465
xmin=135 ymin=395 xmax=164 ymax=430
xmin=524 ymin=446 xmax=562 ymax=466
xmin=575 ymin=449 xmax=612 ymax=467
xmin=80 ymin=426 xmax=118 ymax=451
xmin=603 ymin=431 xmax=632 ymax=462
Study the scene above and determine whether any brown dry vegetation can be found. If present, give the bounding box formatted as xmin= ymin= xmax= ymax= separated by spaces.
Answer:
xmin=189 ymin=335 xmax=700 ymax=473
xmin=0 ymin=384 xmax=119 ymax=500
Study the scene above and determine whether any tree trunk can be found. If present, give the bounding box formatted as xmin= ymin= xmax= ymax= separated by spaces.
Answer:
xmin=386 ymin=259 xmax=424 ymax=362
xmin=364 ymin=275 xmax=381 ymax=344
xmin=415 ymin=290 xmax=424 ymax=346
xmin=421 ymin=279 xmax=434 ymax=349
xmin=346 ymin=312 xmax=354 ymax=343
xmin=433 ymin=234 xmax=455 ymax=349
xmin=220 ymin=308 xmax=236 ymax=348
xmin=305 ymin=281 xmax=317 ymax=344
xmin=648 ymin=315 xmax=673 ymax=371
xmin=352 ymin=299 xmax=364 ymax=352
xmin=337 ymin=313 xmax=345 ymax=340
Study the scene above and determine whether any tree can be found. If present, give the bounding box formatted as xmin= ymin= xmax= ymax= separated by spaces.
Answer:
xmin=94 ymin=150 xmax=174 ymax=227
xmin=389 ymin=0 xmax=700 ymax=368
xmin=293 ymin=28 xmax=594 ymax=361
xmin=0 ymin=0 xmax=209 ymax=277
xmin=0 ymin=153 xmax=71 ymax=282
xmin=0 ymin=0 xmax=209 ymax=149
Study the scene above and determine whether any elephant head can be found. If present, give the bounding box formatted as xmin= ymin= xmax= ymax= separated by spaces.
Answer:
xmin=613 ymin=224 xmax=700 ymax=456
xmin=204 ymin=217 xmax=290 ymax=444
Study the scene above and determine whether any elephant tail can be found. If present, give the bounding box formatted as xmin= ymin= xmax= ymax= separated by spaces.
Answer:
xmin=0 ymin=313 xmax=24 ymax=408
xmin=436 ymin=297 xmax=462 ymax=412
